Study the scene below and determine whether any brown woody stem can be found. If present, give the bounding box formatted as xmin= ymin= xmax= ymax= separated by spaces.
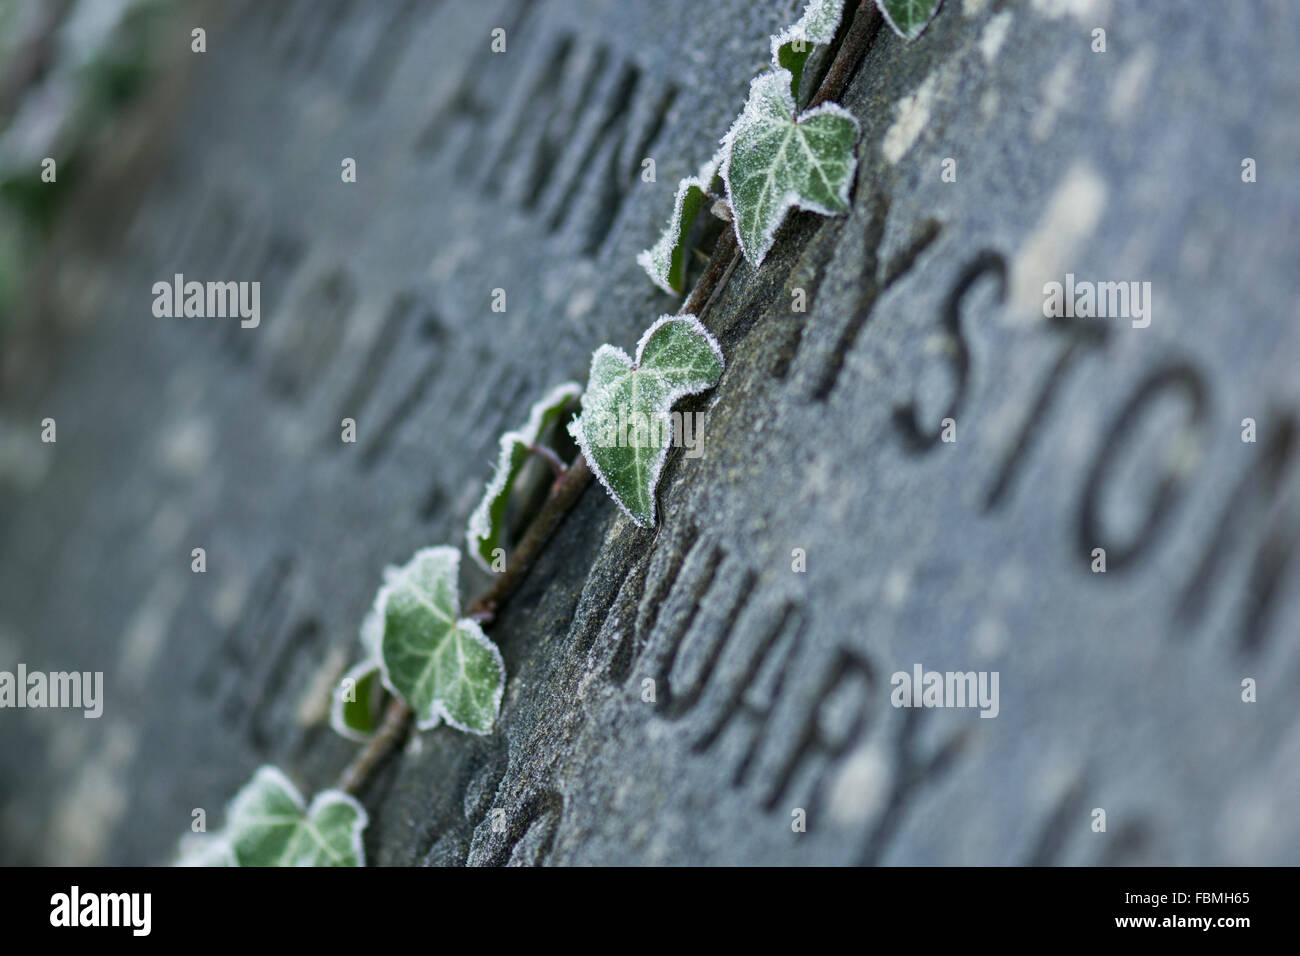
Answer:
xmin=526 ymin=443 xmax=568 ymax=481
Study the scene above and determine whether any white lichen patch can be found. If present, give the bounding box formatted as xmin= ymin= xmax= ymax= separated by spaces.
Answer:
xmin=882 ymin=73 xmax=936 ymax=164
xmin=978 ymin=10 xmax=1013 ymax=63
xmin=1107 ymin=48 xmax=1156 ymax=125
xmin=828 ymin=741 xmax=892 ymax=826
xmin=1029 ymin=59 xmax=1076 ymax=142
xmin=1011 ymin=163 xmax=1108 ymax=315
xmin=1029 ymin=0 xmax=1108 ymax=23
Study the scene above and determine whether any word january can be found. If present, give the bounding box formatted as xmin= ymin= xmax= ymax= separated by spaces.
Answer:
xmin=1042 ymin=273 xmax=1151 ymax=328
xmin=152 ymin=274 xmax=260 ymax=328
xmin=0 ymin=663 xmax=103 ymax=718
xmin=50 ymin=886 xmax=151 ymax=936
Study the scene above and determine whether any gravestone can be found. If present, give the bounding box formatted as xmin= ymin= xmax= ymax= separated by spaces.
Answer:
xmin=2 ymin=0 xmax=1299 ymax=865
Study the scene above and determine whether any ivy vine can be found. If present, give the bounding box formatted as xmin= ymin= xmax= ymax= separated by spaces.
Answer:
xmin=177 ymin=0 xmax=943 ymax=867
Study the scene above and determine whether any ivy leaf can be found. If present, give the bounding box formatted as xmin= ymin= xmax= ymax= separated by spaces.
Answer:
xmin=466 ymin=382 xmax=582 ymax=572
xmin=328 ymin=591 xmax=395 ymax=742
xmin=174 ymin=833 xmax=236 ymax=867
xmin=329 ymin=660 xmax=384 ymax=742
xmin=225 ymin=766 xmax=367 ymax=867
xmin=770 ymin=0 xmax=846 ymax=100
xmin=359 ymin=601 xmax=384 ymax=661
xmin=568 ymin=315 xmax=724 ymax=528
xmin=876 ymin=0 xmax=943 ymax=41
xmin=636 ymin=154 xmax=723 ymax=295
xmin=720 ymin=68 xmax=859 ymax=267
xmin=377 ymin=546 xmax=505 ymax=734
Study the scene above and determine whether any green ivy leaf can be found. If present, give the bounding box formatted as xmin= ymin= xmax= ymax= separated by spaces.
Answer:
xmin=568 ymin=316 xmax=724 ymax=527
xmin=720 ymin=68 xmax=859 ymax=267
xmin=329 ymin=660 xmax=384 ymax=742
xmin=636 ymin=154 xmax=722 ymax=295
xmin=466 ymin=382 xmax=582 ymax=572
xmin=225 ymin=766 xmax=367 ymax=867
xmin=359 ymin=601 xmax=384 ymax=660
xmin=377 ymin=546 xmax=505 ymax=734
xmin=770 ymin=0 xmax=846 ymax=101
xmin=174 ymin=833 xmax=236 ymax=867
xmin=876 ymin=0 xmax=943 ymax=41
xmin=328 ymin=592 xmax=394 ymax=742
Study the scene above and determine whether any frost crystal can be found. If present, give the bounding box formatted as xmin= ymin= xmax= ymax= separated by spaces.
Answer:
xmin=466 ymin=382 xmax=582 ymax=572
xmin=637 ymin=153 xmax=723 ymax=295
xmin=568 ymin=315 xmax=724 ymax=527
xmin=720 ymin=68 xmax=859 ymax=267
xmin=376 ymin=546 xmax=505 ymax=734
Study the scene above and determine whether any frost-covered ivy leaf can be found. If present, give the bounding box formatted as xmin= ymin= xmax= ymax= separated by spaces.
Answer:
xmin=329 ymin=660 xmax=384 ymax=742
xmin=328 ymin=586 xmax=395 ymax=741
xmin=568 ymin=316 xmax=724 ymax=527
xmin=466 ymin=382 xmax=582 ymax=572
xmin=876 ymin=0 xmax=943 ymax=41
xmin=359 ymin=601 xmax=384 ymax=660
xmin=770 ymin=0 xmax=846 ymax=100
xmin=175 ymin=833 xmax=236 ymax=867
xmin=226 ymin=766 xmax=366 ymax=867
xmin=636 ymin=154 xmax=723 ymax=295
xmin=377 ymin=546 xmax=505 ymax=734
xmin=720 ymin=68 xmax=859 ymax=267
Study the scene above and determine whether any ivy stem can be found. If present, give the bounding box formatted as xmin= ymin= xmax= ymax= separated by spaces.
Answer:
xmin=683 ymin=230 xmax=737 ymax=317
xmin=807 ymin=0 xmax=881 ymax=111
xmin=525 ymin=443 xmax=568 ymax=481
xmin=331 ymin=4 xmax=881 ymax=799
xmin=466 ymin=455 xmax=593 ymax=617
xmin=339 ymin=697 xmax=412 ymax=796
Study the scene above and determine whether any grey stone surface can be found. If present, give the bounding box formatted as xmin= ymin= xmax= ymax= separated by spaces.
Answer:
xmin=2 ymin=0 xmax=1300 ymax=865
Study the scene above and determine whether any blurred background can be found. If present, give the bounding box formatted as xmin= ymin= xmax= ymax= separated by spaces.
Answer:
xmin=1 ymin=0 xmax=177 ymax=333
